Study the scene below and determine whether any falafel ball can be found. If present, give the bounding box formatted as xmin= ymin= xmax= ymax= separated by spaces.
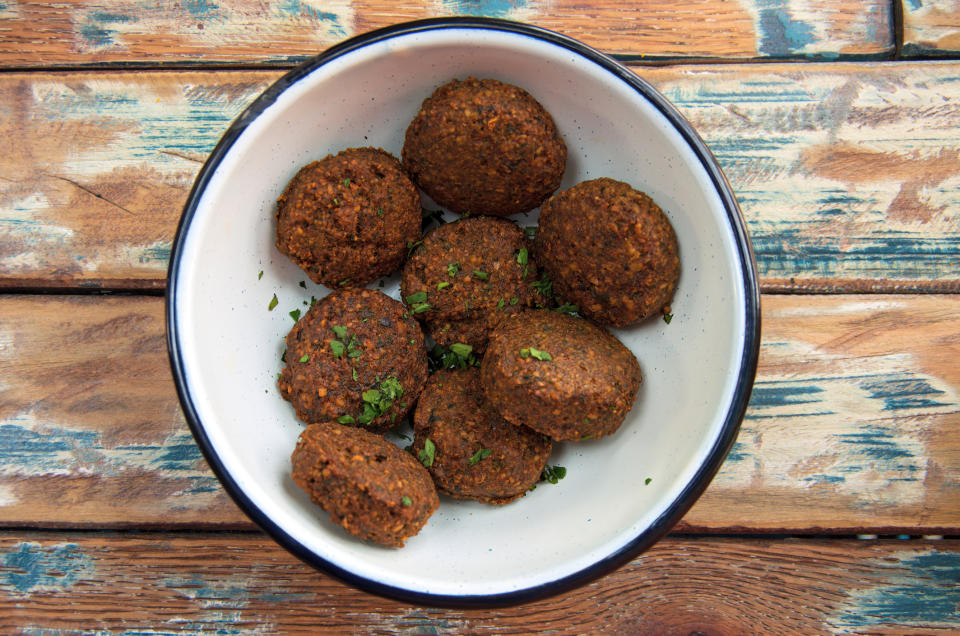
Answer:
xmin=402 ymin=78 xmax=566 ymax=217
xmin=291 ymin=422 xmax=439 ymax=547
xmin=535 ymin=178 xmax=680 ymax=326
xmin=481 ymin=310 xmax=642 ymax=442
xmin=412 ymin=368 xmax=552 ymax=504
xmin=278 ymin=289 xmax=428 ymax=432
xmin=401 ymin=216 xmax=543 ymax=354
xmin=275 ymin=147 xmax=421 ymax=288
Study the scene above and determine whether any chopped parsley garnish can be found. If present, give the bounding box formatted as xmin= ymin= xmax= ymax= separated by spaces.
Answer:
xmin=472 ymin=270 xmax=489 ymax=281
xmin=401 ymin=495 xmax=412 ymax=507
xmin=332 ymin=325 xmax=348 ymax=340
xmin=554 ymin=302 xmax=579 ymax=316
xmin=338 ymin=415 xmax=355 ymax=424
xmin=289 ymin=308 xmax=301 ymax=322
xmin=509 ymin=297 xmax=519 ymax=305
xmin=419 ymin=438 xmax=436 ymax=467
xmin=258 ymin=270 xmax=263 ymax=280
xmin=376 ymin=206 xmax=384 ymax=217
xmin=405 ymin=291 xmax=428 ymax=304
xmin=407 ymin=240 xmax=423 ymax=256
xmin=541 ymin=464 xmax=566 ymax=484
xmin=342 ymin=178 xmax=351 ymax=187
xmin=447 ymin=262 xmax=460 ymax=277
xmin=299 ymin=280 xmax=307 ymax=289
xmin=347 ymin=349 xmax=362 ymax=358
xmin=645 ymin=477 xmax=652 ymax=485
xmin=663 ymin=313 xmax=673 ymax=324
xmin=298 ymin=354 xmax=309 ymax=363
xmin=468 ymin=448 xmax=492 ymax=466
xmin=338 ymin=278 xmax=350 ymax=286
xmin=268 ymin=294 xmax=279 ymax=311
xmin=411 ymin=302 xmax=431 ymax=314
xmin=330 ymin=340 xmax=345 ymax=358
xmin=436 ymin=281 xmax=450 ymax=290
xmin=352 ymin=367 xmax=358 ymax=381
xmin=428 ymin=343 xmax=480 ymax=371
xmin=355 ymin=376 xmax=404 ymax=426
xmin=515 ymin=248 xmax=529 ymax=277
xmin=497 ymin=298 xmax=505 ymax=309
xmin=519 ymin=347 xmax=552 ymax=361
xmin=532 ymin=271 xmax=553 ymax=299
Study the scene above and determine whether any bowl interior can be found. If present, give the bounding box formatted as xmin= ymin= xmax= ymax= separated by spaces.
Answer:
xmin=171 ymin=25 xmax=750 ymax=600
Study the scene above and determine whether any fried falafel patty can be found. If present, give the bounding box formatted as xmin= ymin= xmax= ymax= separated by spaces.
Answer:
xmin=291 ymin=422 xmax=439 ymax=547
xmin=481 ymin=310 xmax=642 ymax=442
xmin=535 ymin=178 xmax=680 ymax=326
xmin=401 ymin=216 xmax=542 ymax=354
xmin=412 ymin=368 xmax=552 ymax=504
xmin=278 ymin=289 xmax=428 ymax=432
xmin=402 ymin=78 xmax=566 ymax=217
xmin=275 ymin=147 xmax=421 ymax=288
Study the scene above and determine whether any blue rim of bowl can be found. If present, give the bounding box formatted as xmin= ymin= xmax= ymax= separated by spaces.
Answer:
xmin=166 ymin=16 xmax=761 ymax=609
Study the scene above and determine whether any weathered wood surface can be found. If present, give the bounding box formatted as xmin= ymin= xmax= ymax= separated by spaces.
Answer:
xmin=2 ymin=63 xmax=959 ymax=293
xmin=0 ymin=533 xmax=956 ymax=633
xmin=0 ymin=0 xmax=894 ymax=67
xmin=901 ymin=0 xmax=960 ymax=57
xmin=1 ymin=294 xmax=957 ymax=532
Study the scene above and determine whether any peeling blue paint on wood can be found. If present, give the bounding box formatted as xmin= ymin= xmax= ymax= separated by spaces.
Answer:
xmin=0 ymin=542 xmax=94 ymax=596
xmin=442 ymin=0 xmax=530 ymax=18
xmin=756 ymin=2 xmax=816 ymax=57
xmin=829 ymin=550 xmax=960 ymax=630
xmin=279 ymin=0 xmax=348 ymax=36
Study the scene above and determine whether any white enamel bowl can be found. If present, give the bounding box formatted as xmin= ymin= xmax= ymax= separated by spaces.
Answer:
xmin=167 ymin=18 xmax=760 ymax=607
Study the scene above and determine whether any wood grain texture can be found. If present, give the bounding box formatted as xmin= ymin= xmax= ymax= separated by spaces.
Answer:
xmin=0 ymin=0 xmax=894 ymax=67
xmin=0 ymin=294 xmax=957 ymax=532
xmin=0 ymin=533 xmax=957 ymax=633
xmin=901 ymin=0 xmax=960 ymax=57
xmin=2 ymin=63 xmax=959 ymax=292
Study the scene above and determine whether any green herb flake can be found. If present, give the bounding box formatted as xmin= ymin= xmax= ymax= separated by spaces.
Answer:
xmin=554 ymin=302 xmax=579 ymax=316
xmin=519 ymin=348 xmax=531 ymax=359
xmin=330 ymin=340 xmax=346 ymax=358
xmin=401 ymin=495 xmax=412 ymax=507
xmin=281 ymin=349 xmax=287 ymax=363
xmin=447 ymin=262 xmax=460 ymax=277
xmin=663 ymin=312 xmax=673 ymax=324
xmin=509 ymin=297 xmax=519 ymax=306
xmin=497 ymin=298 xmax=505 ymax=309
xmin=449 ymin=342 xmax=473 ymax=358
xmin=436 ymin=281 xmax=450 ymax=291
xmin=352 ymin=366 xmax=358 ymax=381
xmin=338 ymin=415 xmax=355 ymax=424
xmin=645 ymin=477 xmax=652 ymax=485
xmin=289 ymin=308 xmax=301 ymax=322
xmin=524 ymin=226 xmax=537 ymax=239
xmin=338 ymin=278 xmax=350 ymax=286
xmin=362 ymin=389 xmax=381 ymax=404
xmin=407 ymin=240 xmax=423 ymax=256
xmin=299 ymin=280 xmax=307 ymax=289
xmin=331 ymin=325 xmax=348 ymax=340
xmin=529 ymin=347 xmax=552 ymax=361
xmin=405 ymin=291 xmax=428 ymax=304
xmin=268 ymin=293 xmax=279 ymax=311
xmin=298 ymin=354 xmax=310 ymax=363
xmin=541 ymin=464 xmax=567 ymax=484
xmin=376 ymin=206 xmax=384 ymax=217
xmin=258 ymin=270 xmax=264 ymax=280
xmin=515 ymin=248 xmax=529 ymax=277
xmin=419 ymin=438 xmax=436 ymax=467
xmin=347 ymin=349 xmax=362 ymax=358
xmin=472 ymin=270 xmax=489 ymax=281
xmin=468 ymin=448 xmax=492 ymax=466
xmin=342 ymin=178 xmax=351 ymax=187
xmin=411 ymin=302 xmax=431 ymax=314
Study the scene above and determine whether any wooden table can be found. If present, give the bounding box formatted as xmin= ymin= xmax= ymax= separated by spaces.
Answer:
xmin=1 ymin=1 xmax=958 ymax=632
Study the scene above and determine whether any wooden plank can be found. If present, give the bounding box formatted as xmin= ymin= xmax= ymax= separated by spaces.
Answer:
xmin=2 ymin=63 xmax=958 ymax=293
xmin=0 ymin=1 xmax=893 ymax=67
xmin=901 ymin=0 xmax=960 ymax=58
xmin=0 ymin=532 xmax=956 ymax=632
xmin=0 ymin=294 xmax=957 ymax=533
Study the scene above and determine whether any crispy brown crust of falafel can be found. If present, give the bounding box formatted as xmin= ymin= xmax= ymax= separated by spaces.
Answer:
xmin=275 ymin=147 xmax=421 ymax=288
xmin=535 ymin=177 xmax=680 ymax=326
xmin=291 ymin=422 xmax=439 ymax=547
xmin=401 ymin=216 xmax=543 ymax=354
xmin=278 ymin=289 xmax=428 ymax=432
xmin=412 ymin=368 xmax=552 ymax=504
xmin=402 ymin=77 xmax=566 ymax=217
xmin=480 ymin=310 xmax=642 ymax=442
